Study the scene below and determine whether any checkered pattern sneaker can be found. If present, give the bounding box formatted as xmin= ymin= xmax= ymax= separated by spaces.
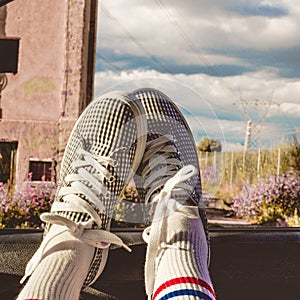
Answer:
xmin=20 ymin=91 xmax=147 ymax=287
xmin=131 ymin=88 xmax=210 ymax=297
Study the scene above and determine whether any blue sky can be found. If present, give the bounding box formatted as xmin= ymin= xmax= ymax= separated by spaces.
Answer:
xmin=94 ymin=0 xmax=300 ymax=151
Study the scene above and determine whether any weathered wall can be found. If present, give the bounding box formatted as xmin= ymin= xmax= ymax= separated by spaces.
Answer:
xmin=0 ymin=120 xmax=58 ymax=187
xmin=57 ymin=0 xmax=96 ymax=167
xmin=0 ymin=0 xmax=66 ymax=187
xmin=0 ymin=0 xmax=96 ymax=188
xmin=57 ymin=0 xmax=98 ymax=172
xmin=3 ymin=0 xmax=66 ymax=121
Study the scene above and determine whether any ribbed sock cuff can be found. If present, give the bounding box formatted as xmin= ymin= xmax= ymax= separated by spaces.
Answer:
xmin=153 ymin=277 xmax=216 ymax=300
xmin=152 ymin=208 xmax=215 ymax=299
xmin=17 ymin=227 xmax=94 ymax=300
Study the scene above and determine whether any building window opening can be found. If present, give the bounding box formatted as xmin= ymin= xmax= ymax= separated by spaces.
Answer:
xmin=0 ymin=141 xmax=18 ymax=186
xmin=29 ymin=160 xmax=53 ymax=181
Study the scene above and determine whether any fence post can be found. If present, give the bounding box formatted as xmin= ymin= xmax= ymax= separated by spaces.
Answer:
xmin=277 ymin=147 xmax=281 ymax=175
xmin=213 ymin=151 xmax=217 ymax=179
xmin=230 ymin=151 xmax=234 ymax=188
xmin=257 ymin=148 xmax=261 ymax=178
xmin=199 ymin=151 xmax=202 ymax=168
xmin=242 ymin=150 xmax=246 ymax=179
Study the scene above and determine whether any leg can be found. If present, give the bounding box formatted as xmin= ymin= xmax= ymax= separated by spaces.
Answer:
xmin=17 ymin=91 xmax=147 ymax=300
xmin=133 ymin=88 xmax=215 ymax=300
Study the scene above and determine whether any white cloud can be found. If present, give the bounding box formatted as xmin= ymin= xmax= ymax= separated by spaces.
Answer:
xmin=270 ymin=102 xmax=300 ymax=117
xmin=94 ymin=68 xmax=300 ymax=148
xmin=97 ymin=0 xmax=300 ymax=69
xmin=94 ymin=68 xmax=300 ymax=110
xmin=94 ymin=0 xmax=300 ymax=147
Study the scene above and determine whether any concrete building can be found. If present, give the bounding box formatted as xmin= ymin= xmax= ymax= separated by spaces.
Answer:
xmin=0 ymin=0 xmax=97 ymax=189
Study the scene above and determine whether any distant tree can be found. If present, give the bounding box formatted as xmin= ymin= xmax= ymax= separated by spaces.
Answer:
xmin=197 ymin=137 xmax=210 ymax=152
xmin=197 ymin=137 xmax=222 ymax=152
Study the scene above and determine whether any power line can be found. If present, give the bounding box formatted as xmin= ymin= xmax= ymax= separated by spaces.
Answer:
xmin=100 ymin=1 xmax=243 ymax=114
xmin=155 ymin=0 xmax=221 ymax=77
xmin=240 ymin=90 xmax=278 ymax=127
xmin=154 ymin=0 xmax=242 ymax=114
xmin=96 ymin=52 xmax=123 ymax=71
xmin=239 ymin=90 xmax=280 ymax=149
xmin=100 ymin=4 xmax=172 ymax=73
xmin=98 ymin=6 xmax=238 ymax=116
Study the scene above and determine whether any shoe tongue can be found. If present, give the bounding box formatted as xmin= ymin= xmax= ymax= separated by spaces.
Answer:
xmin=155 ymin=204 xmax=200 ymax=239
xmin=147 ymin=189 xmax=194 ymax=224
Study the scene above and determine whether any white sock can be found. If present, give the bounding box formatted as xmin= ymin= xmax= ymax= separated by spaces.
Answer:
xmin=150 ymin=206 xmax=216 ymax=300
xmin=17 ymin=224 xmax=95 ymax=300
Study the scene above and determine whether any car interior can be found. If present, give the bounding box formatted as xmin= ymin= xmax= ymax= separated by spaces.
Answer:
xmin=1 ymin=1 xmax=300 ymax=300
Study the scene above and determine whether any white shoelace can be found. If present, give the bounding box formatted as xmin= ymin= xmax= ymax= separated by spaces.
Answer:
xmin=142 ymin=134 xmax=183 ymax=207
xmin=20 ymin=147 xmax=131 ymax=284
xmin=142 ymin=165 xmax=198 ymax=299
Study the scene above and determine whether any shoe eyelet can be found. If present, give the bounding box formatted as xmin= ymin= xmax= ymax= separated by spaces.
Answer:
xmin=108 ymin=176 xmax=115 ymax=183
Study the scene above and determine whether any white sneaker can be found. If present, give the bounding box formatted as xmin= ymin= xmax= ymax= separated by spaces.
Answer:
xmin=21 ymin=91 xmax=147 ymax=287
xmin=132 ymin=88 xmax=210 ymax=297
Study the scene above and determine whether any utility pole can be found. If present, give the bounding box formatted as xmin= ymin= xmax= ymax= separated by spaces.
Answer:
xmin=239 ymin=91 xmax=277 ymax=150
xmin=244 ymin=120 xmax=252 ymax=151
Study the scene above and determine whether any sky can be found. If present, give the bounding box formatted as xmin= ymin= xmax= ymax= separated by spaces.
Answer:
xmin=94 ymin=0 xmax=300 ymax=151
